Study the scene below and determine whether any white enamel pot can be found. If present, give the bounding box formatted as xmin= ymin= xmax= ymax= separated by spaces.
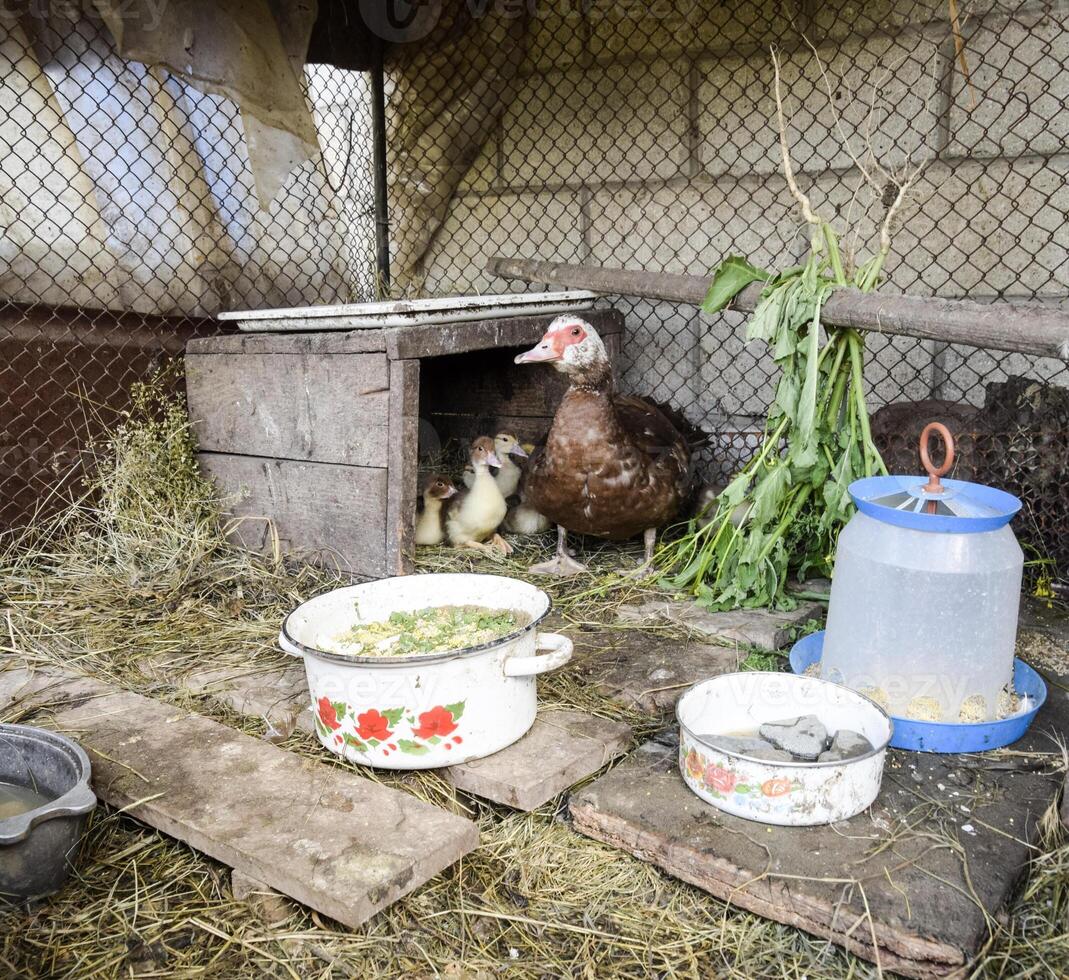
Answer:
xmin=677 ymin=673 xmax=893 ymax=826
xmin=279 ymin=573 xmax=572 ymax=769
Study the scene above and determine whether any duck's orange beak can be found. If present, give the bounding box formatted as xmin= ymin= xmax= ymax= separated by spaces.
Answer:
xmin=515 ymin=334 xmax=561 ymax=364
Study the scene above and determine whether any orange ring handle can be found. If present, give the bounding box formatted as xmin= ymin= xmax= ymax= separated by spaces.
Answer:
xmin=919 ymin=422 xmax=954 ymax=495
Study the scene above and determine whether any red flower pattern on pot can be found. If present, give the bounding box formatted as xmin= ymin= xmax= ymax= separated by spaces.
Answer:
xmin=413 ymin=705 xmax=458 ymax=739
xmin=355 ymin=709 xmax=393 ymax=742
xmin=685 ymin=748 xmax=704 ymax=779
xmin=317 ymin=697 xmax=342 ymax=731
xmin=704 ymin=764 xmax=736 ymax=795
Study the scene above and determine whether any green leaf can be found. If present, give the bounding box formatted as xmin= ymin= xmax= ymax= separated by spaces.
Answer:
xmin=702 ymin=255 xmax=770 ymax=314
xmin=444 ymin=701 xmax=466 ymax=722
xmin=382 ymin=707 xmax=405 ymax=726
xmin=332 ymin=700 xmax=347 ymax=721
xmin=343 ymin=733 xmax=367 ymax=752
xmin=397 ymin=739 xmax=430 ymax=756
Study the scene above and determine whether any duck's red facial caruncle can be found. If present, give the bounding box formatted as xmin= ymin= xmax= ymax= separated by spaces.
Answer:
xmin=515 ymin=317 xmax=601 ymax=373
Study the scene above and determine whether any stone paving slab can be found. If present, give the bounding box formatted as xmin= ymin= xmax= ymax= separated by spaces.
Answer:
xmin=0 ymin=668 xmax=479 ymax=929
xmin=445 ymin=708 xmax=631 ymax=810
xmin=569 ymin=683 xmax=1069 ymax=980
xmin=570 ymin=629 xmax=739 ymax=714
xmin=138 ymin=653 xmax=629 ymax=811
xmin=616 ymin=598 xmax=824 ymax=651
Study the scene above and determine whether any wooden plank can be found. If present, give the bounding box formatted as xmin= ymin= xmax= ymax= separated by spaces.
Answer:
xmin=386 ymin=309 xmax=624 ymax=360
xmin=446 ymin=709 xmax=631 ymax=810
xmin=385 ymin=359 xmax=420 ymax=575
xmin=186 ymin=352 xmax=390 ymax=466
xmin=0 ymin=669 xmax=479 ymax=929
xmin=199 ymin=453 xmax=388 ymax=576
xmin=487 ymin=256 xmax=1069 ymax=361
xmin=570 ymin=688 xmax=1069 ymax=980
xmin=187 ymin=330 xmax=386 ymax=355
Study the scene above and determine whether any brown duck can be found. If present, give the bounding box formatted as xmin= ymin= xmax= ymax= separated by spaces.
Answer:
xmin=514 ymin=315 xmax=696 ymax=576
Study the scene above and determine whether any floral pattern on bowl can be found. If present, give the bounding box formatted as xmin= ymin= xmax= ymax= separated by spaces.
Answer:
xmin=681 ymin=740 xmax=803 ymax=818
xmin=315 ymin=698 xmax=466 ymax=760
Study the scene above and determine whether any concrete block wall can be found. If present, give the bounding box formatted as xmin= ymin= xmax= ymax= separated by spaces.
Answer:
xmin=415 ymin=0 xmax=1069 ymax=433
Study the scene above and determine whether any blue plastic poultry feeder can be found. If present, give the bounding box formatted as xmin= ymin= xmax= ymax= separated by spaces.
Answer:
xmin=790 ymin=631 xmax=1047 ymax=753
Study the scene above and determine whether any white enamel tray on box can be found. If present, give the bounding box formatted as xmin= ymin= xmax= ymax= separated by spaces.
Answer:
xmin=220 ymin=291 xmax=597 ymax=332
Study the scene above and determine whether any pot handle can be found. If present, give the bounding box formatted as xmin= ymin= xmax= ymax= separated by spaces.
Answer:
xmin=278 ymin=630 xmax=303 ymax=658
xmin=503 ymin=632 xmax=573 ymax=677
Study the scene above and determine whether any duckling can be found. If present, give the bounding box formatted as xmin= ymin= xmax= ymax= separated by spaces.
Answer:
xmin=460 ymin=432 xmax=528 ymax=496
xmin=491 ymin=431 xmax=528 ymax=498
xmin=414 ymin=474 xmax=457 ymax=546
xmin=503 ymin=501 xmax=550 ymax=535
xmin=446 ymin=436 xmax=511 ymax=555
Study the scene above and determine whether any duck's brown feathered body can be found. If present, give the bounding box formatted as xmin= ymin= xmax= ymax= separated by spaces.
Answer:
xmin=523 ymin=387 xmax=691 ymax=539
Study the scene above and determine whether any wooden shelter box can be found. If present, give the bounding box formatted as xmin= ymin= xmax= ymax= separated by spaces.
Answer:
xmin=185 ymin=309 xmax=623 ymax=578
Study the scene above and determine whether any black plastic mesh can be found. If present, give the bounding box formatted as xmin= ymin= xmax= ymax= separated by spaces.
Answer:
xmin=2 ymin=1 xmax=1067 ymax=587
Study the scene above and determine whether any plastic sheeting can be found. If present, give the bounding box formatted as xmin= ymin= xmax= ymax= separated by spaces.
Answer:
xmin=94 ymin=0 xmax=320 ymax=209
xmin=1 ymin=10 xmax=355 ymax=317
xmin=386 ymin=3 xmax=528 ymax=288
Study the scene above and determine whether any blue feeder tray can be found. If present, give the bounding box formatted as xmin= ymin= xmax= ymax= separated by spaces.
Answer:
xmin=789 ymin=631 xmax=1047 ymax=754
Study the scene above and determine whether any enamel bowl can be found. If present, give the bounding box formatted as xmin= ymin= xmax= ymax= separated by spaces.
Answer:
xmin=677 ymin=672 xmax=893 ymax=826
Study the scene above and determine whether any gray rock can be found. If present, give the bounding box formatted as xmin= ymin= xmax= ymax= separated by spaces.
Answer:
xmin=758 ymin=715 xmax=829 ymax=761
xmin=817 ymin=729 xmax=874 ymax=762
xmin=698 ymin=735 xmax=794 ymax=763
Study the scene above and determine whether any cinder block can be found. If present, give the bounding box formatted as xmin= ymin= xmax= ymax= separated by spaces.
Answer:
xmin=588 ymin=174 xmax=802 ymax=277
xmin=615 ymin=298 xmax=703 ymax=412
xmin=804 ymin=156 xmax=1069 ymax=299
xmin=697 ymin=30 xmax=943 ymax=178
xmin=585 ymin=0 xmax=793 ymax=61
xmin=807 ymin=0 xmax=947 ymax=40
xmin=456 ymin=129 xmax=498 ymax=194
xmin=422 ymin=189 xmax=584 ymax=294
xmin=948 ymin=10 xmax=1069 ymax=160
xmin=500 ymin=59 xmax=688 ymax=187
xmin=698 ymin=307 xmax=778 ymax=418
xmin=522 ymin=1 xmax=585 ymax=75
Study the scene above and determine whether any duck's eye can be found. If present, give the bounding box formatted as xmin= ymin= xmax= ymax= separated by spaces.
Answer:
xmin=571 ymin=327 xmax=581 ymax=337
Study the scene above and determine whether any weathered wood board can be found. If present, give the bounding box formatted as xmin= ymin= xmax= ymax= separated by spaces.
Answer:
xmin=570 ymin=684 xmax=1069 ymax=980
xmin=386 ymin=359 xmax=420 ymax=574
xmin=0 ymin=668 xmax=479 ymax=929
xmin=199 ymin=454 xmax=388 ymax=574
xmin=186 ymin=352 xmax=390 ymax=467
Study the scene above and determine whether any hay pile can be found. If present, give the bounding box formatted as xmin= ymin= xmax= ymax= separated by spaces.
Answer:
xmin=1 ymin=372 xmax=1066 ymax=979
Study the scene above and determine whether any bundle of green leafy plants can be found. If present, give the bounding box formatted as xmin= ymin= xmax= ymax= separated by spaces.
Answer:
xmin=657 ymin=221 xmax=887 ymax=610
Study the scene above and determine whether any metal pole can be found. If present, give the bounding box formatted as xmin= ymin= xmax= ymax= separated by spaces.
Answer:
xmin=371 ymin=38 xmax=390 ymax=297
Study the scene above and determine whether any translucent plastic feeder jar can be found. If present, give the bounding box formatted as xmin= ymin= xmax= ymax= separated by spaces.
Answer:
xmin=821 ymin=436 xmax=1023 ymax=724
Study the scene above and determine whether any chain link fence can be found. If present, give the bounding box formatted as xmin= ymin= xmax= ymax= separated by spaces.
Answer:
xmin=2 ymin=1 xmax=1067 ymax=586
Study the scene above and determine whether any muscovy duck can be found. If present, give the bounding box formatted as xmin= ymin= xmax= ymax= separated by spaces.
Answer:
xmin=446 ymin=436 xmax=512 ymax=555
xmin=461 ymin=431 xmax=528 ymax=497
xmin=514 ymin=315 xmax=696 ymax=575
xmin=414 ymin=474 xmax=457 ymax=546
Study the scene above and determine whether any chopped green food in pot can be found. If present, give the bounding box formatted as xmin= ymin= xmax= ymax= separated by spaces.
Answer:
xmin=325 ymin=605 xmax=527 ymax=657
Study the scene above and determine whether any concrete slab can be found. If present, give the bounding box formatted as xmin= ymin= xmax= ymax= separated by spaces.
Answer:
xmin=570 ymin=629 xmax=739 ymax=714
xmin=138 ymin=653 xmax=628 ymax=811
xmin=569 ymin=685 xmax=1069 ymax=980
xmin=1 ymin=669 xmax=479 ymax=929
xmin=445 ymin=708 xmax=631 ymax=811
xmin=616 ymin=598 xmax=824 ymax=652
